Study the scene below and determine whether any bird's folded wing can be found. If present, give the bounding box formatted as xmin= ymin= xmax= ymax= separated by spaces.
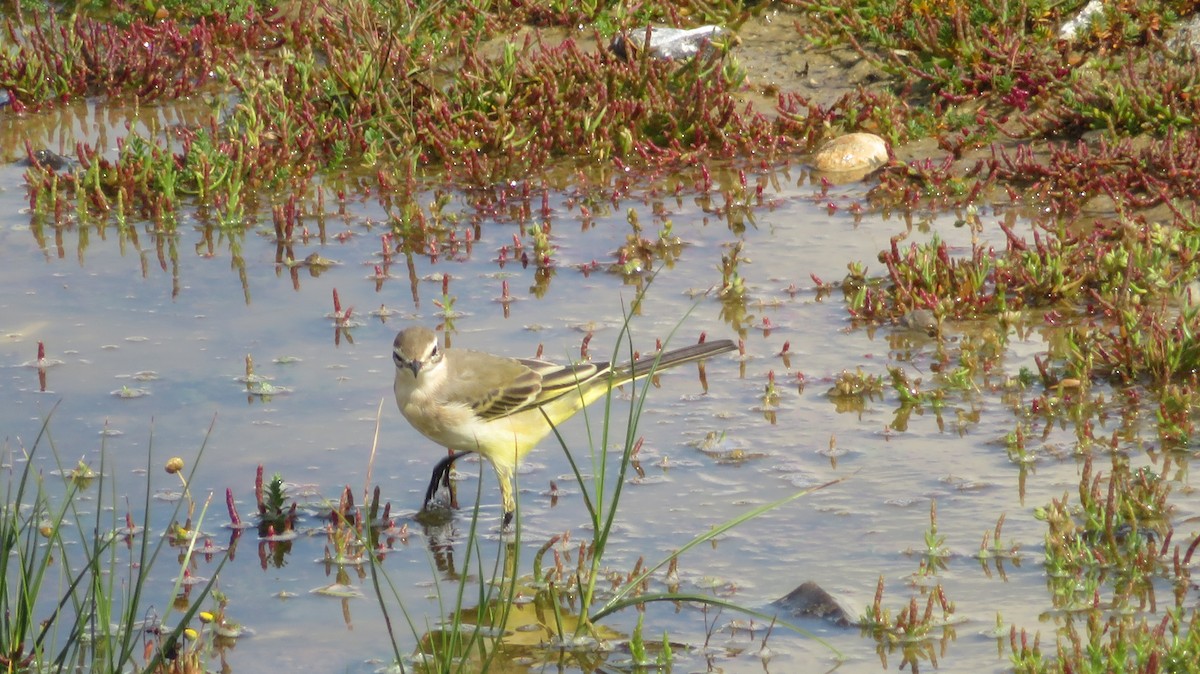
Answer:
xmin=505 ymin=357 xmax=607 ymax=411
xmin=442 ymin=352 xmax=543 ymax=421
xmin=448 ymin=353 xmax=608 ymax=421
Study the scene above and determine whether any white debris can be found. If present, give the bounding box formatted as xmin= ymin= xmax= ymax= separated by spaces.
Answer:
xmin=610 ymin=26 xmax=728 ymax=61
xmin=1059 ymin=0 xmax=1105 ymax=41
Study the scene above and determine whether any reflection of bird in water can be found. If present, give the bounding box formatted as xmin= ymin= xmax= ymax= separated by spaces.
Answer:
xmin=412 ymin=527 xmax=622 ymax=670
xmin=419 ymin=518 xmax=463 ymax=579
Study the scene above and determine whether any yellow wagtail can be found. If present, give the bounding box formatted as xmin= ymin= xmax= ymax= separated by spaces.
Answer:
xmin=392 ymin=326 xmax=736 ymax=524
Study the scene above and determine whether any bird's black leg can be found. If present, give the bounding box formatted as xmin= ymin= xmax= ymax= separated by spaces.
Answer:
xmin=424 ymin=450 xmax=470 ymax=508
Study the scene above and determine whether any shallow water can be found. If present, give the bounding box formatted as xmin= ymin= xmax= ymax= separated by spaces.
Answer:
xmin=1 ymin=98 xmax=1191 ymax=674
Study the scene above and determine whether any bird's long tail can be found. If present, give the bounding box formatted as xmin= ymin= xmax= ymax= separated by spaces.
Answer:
xmin=611 ymin=338 xmax=738 ymax=385
xmin=536 ymin=337 xmax=737 ymax=421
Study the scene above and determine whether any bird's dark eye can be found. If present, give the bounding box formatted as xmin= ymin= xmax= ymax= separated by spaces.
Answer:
xmin=430 ymin=345 xmax=439 ymax=358
xmin=393 ymin=352 xmax=405 ymax=366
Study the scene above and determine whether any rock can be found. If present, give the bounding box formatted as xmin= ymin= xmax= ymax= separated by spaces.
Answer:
xmin=1179 ymin=280 xmax=1200 ymax=308
xmin=609 ymin=26 xmax=729 ymax=61
xmin=898 ymin=308 xmax=940 ymax=336
xmin=1167 ymin=13 xmax=1200 ymax=55
xmin=771 ymin=581 xmax=856 ymax=627
xmin=812 ymin=132 xmax=888 ymax=174
xmin=22 ymin=149 xmax=75 ymax=171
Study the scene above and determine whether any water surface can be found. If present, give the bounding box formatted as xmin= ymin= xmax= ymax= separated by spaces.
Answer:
xmin=0 ymin=99 xmax=1180 ymax=674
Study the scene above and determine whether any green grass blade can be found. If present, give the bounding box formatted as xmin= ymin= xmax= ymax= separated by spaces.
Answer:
xmin=590 ymin=477 xmax=845 ymax=623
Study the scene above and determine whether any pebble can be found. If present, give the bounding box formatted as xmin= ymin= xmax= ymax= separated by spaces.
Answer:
xmin=812 ymin=132 xmax=888 ymax=173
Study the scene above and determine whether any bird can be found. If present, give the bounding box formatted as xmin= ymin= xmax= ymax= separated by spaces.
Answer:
xmin=392 ymin=325 xmax=737 ymax=525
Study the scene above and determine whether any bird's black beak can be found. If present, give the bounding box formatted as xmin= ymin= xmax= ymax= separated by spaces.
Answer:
xmin=394 ymin=352 xmax=422 ymax=377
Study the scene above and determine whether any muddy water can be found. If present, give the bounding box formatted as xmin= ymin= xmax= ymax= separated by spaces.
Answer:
xmin=0 ymin=99 xmax=1183 ymax=674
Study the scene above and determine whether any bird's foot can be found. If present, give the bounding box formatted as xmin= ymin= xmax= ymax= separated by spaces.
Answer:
xmin=423 ymin=450 xmax=469 ymax=510
xmin=414 ymin=504 xmax=455 ymax=526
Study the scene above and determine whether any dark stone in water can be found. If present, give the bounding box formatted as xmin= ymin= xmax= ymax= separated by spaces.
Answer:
xmin=771 ymin=581 xmax=856 ymax=627
xmin=23 ymin=149 xmax=74 ymax=171
xmin=898 ymin=308 xmax=940 ymax=336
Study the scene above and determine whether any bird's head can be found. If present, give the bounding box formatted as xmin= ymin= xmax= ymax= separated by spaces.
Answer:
xmin=393 ymin=326 xmax=442 ymax=379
